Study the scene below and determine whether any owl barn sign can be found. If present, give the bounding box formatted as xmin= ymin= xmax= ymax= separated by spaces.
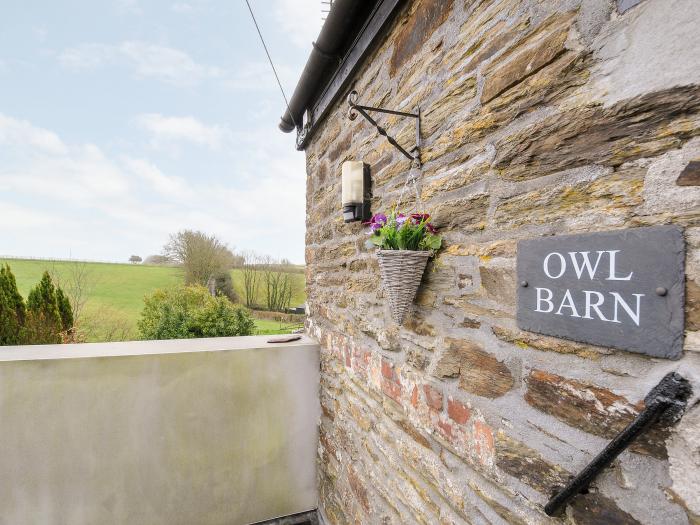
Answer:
xmin=516 ymin=226 xmax=685 ymax=359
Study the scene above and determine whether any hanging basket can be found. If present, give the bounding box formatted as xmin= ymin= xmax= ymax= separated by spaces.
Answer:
xmin=377 ymin=249 xmax=432 ymax=324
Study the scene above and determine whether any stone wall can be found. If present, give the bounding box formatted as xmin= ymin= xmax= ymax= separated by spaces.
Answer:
xmin=303 ymin=0 xmax=700 ymax=523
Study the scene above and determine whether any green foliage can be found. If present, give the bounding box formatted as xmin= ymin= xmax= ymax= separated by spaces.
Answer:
xmin=368 ymin=212 xmax=442 ymax=251
xmin=2 ymin=258 xmax=306 ymax=342
xmin=55 ymin=287 xmax=74 ymax=332
xmin=211 ymin=271 xmax=239 ymax=303
xmin=0 ymin=265 xmax=26 ymax=345
xmin=138 ymin=285 xmax=255 ymax=340
xmin=25 ymin=271 xmax=63 ymax=344
xmin=163 ymin=230 xmax=235 ymax=286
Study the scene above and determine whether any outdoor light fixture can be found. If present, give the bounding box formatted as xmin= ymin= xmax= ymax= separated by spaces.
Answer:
xmin=341 ymin=160 xmax=370 ymax=223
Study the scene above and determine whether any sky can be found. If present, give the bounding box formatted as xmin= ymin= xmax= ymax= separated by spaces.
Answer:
xmin=0 ymin=0 xmax=322 ymax=264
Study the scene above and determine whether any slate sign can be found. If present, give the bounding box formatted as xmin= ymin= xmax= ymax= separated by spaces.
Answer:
xmin=516 ymin=226 xmax=685 ymax=359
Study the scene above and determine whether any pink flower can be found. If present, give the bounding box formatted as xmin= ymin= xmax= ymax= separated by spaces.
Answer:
xmin=410 ymin=213 xmax=430 ymax=224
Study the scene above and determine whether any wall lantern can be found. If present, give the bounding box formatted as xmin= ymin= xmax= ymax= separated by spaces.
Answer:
xmin=341 ymin=160 xmax=371 ymax=223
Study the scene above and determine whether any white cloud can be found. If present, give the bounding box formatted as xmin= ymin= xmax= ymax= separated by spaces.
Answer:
xmin=135 ymin=113 xmax=231 ymax=149
xmin=0 ymin=114 xmax=68 ymax=155
xmin=274 ymin=0 xmax=323 ymax=49
xmin=33 ymin=26 xmax=48 ymax=43
xmin=122 ymin=157 xmax=189 ymax=198
xmin=116 ymin=0 xmax=142 ymax=15
xmin=171 ymin=2 xmax=194 ymax=13
xmin=119 ymin=41 xmax=222 ymax=85
xmin=222 ymin=61 xmax=295 ymax=92
xmin=0 ymin=114 xmax=307 ymax=262
xmin=0 ymin=202 xmax=64 ymax=229
xmin=58 ymin=41 xmax=222 ymax=86
xmin=57 ymin=43 xmax=112 ymax=70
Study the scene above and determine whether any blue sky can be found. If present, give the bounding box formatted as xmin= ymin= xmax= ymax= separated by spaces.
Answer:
xmin=0 ymin=0 xmax=321 ymax=264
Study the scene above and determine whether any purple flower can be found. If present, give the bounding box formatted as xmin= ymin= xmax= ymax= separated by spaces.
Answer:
xmin=365 ymin=213 xmax=387 ymax=232
xmin=395 ymin=213 xmax=407 ymax=226
xmin=371 ymin=213 xmax=387 ymax=225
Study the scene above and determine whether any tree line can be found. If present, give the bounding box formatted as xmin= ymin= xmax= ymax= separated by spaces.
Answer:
xmin=161 ymin=230 xmax=300 ymax=312
xmin=0 ymin=229 xmax=302 ymax=346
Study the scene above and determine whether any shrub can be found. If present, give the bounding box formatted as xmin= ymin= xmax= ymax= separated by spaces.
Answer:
xmin=138 ymin=285 xmax=254 ymax=340
xmin=0 ymin=264 xmax=26 ymax=345
xmin=25 ymin=271 xmax=64 ymax=344
xmin=211 ymin=271 xmax=239 ymax=303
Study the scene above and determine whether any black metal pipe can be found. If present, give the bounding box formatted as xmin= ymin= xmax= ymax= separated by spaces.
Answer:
xmin=544 ymin=372 xmax=691 ymax=517
xmin=278 ymin=0 xmax=373 ymax=132
xmin=544 ymin=399 xmax=669 ymax=516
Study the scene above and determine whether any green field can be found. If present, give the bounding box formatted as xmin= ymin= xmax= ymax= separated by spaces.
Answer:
xmin=1 ymin=258 xmax=306 ymax=341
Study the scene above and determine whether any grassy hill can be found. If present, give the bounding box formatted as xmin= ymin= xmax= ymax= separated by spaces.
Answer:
xmin=0 ymin=258 xmax=305 ymax=341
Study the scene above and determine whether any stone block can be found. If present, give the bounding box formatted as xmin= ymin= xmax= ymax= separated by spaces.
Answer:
xmin=688 ymin=278 xmax=700 ymax=331
xmin=675 ymin=160 xmax=700 ymax=186
xmin=481 ymin=12 xmax=574 ymax=103
xmin=434 ymin=338 xmax=514 ymax=398
xmin=347 ymin=465 xmax=371 ymax=514
xmin=525 ymin=370 xmax=668 ymax=458
xmin=431 ymin=195 xmax=489 ymax=232
xmin=568 ymin=493 xmax=641 ymax=524
xmin=494 ymin=85 xmax=700 ymax=181
xmin=390 ymin=0 xmax=455 ymax=75
xmin=420 ymin=160 xmax=488 ymax=201
xmin=479 ymin=265 xmax=515 ymax=306
xmin=494 ymin=168 xmax=645 ymax=229
xmin=491 ymin=325 xmax=606 ymax=360
xmin=423 ymin=76 xmax=476 ymax=136
xmin=495 ymin=431 xmax=571 ymax=495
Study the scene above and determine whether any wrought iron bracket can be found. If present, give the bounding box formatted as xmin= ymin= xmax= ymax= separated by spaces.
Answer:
xmin=544 ymin=372 xmax=692 ymax=517
xmin=347 ymin=90 xmax=422 ymax=168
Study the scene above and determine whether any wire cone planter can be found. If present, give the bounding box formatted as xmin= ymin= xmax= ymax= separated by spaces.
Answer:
xmin=377 ymin=249 xmax=432 ymax=324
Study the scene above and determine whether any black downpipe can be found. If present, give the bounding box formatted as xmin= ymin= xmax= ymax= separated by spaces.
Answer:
xmin=278 ymin=0 xmax=370 ymax=132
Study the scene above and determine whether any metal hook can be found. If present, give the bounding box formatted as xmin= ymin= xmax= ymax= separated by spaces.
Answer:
xmin=346 ymin=90 xmax=421 ymax=167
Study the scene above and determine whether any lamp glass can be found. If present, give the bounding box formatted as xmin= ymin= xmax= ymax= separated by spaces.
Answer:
xmin=341 ymin=161 xmax=364 ymax=205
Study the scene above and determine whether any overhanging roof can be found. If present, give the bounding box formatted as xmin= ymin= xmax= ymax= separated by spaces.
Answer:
xmin=279 ymin=0 xmax=405 ymax=150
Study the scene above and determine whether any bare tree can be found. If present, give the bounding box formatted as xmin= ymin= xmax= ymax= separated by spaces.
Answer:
xmin=261 ymin=256 xmax=295 ymax=312
xmin=163 ymin=230 xmax=234 ymax=286
xmin=241 ymin=251 xmax=260 ymax=308
xmin=50 ymin=260 xmax=95 ymax=325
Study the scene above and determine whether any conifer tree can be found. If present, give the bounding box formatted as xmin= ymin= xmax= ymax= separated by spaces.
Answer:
xmin=25 ymin=271 xmax=62 ymax=344
xmin=0 ymin=264 xmax=26 ymax=345
xmin=55 ymin=286 xmax=74 ymax=332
